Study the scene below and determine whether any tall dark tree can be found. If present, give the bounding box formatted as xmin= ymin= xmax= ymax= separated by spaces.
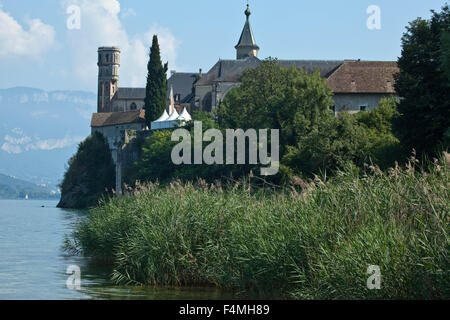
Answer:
xmin=394 ymin=4 xmax=450 ymax=155
xmin=441 ymin=30 xmax=450 ymax=82
xmin=58 ymin=132 xmax=115 ymax=209
xmin=144 ymin=35 xmax=168 ymax=127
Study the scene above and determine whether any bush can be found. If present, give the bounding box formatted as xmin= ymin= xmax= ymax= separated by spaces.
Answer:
xmin=58 ymin=132 xmax=115 ymax=209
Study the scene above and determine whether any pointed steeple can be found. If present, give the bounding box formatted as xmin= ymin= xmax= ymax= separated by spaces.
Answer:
xmin=235 ymin=4 xmax=259 ymax=60
xmin=169 ymin=85 xmax=174 ymax=115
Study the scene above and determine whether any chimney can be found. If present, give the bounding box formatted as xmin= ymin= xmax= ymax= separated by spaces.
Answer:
xmin=199 ymin=68 xmax=203 ymax=77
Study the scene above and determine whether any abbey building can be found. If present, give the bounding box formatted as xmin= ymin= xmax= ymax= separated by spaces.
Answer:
xmin=91 ymin=4 xmax=398 ymax=139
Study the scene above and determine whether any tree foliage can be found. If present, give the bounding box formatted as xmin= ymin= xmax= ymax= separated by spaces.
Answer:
xmin=58 ymin=132 xmax=115 ymax=209
xmin=217 ymin=59 xmax=335 ymax=154
xmin=133 ymin=112 xmax=242 ymax=184
xmin=394 ymin=4 xmax=450 ymax=155
xmin=132 ymin=60 xmax=402 ymax=183
xmin=144 ymin=35 xmax=168 ymax=127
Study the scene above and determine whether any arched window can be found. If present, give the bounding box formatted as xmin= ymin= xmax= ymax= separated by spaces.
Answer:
xmin=130 ymin=102 xmax=137 ymax=110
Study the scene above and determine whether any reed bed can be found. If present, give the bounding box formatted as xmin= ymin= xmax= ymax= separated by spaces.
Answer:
xmin=67 ymin=156 xmax=449 ymax=299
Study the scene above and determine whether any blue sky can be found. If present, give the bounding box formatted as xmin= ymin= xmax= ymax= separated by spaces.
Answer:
xmin=0 ymin=0 xmax=446 ymax=92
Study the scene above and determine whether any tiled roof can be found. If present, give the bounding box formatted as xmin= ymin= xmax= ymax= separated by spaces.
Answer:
xmin=196 ymin=58 xmax=344 ymax=86
xmin=113 ymin=73 xmax=198 ymax=103
xmin=196 ymin=59 xmax=398 ymax=94
xmin=235 ymin=17 xmax=258 ymax=49
xmin=196 ymin=56 xmax=261 ymax=86
xmin=168 ymin=72 xmax=199 ymax=102
xmin=327 ymin=60 xmax=399 ymax=93
xmin=114 ymin=88 xmax=146 ymax=100
xmin=279 ymin=60 xmax=343 ymax=78
xmin=91 ymin=110 xmax=145 ymax=127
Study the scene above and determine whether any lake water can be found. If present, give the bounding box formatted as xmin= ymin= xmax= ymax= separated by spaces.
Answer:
xmin=0 ymin=200 xmax=228 ymax=300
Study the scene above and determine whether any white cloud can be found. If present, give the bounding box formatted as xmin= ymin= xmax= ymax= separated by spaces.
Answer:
xmin=4 ymin=134 xmax=32 ymax=145
xmin=11 ymin=128 xmax=24 ymax=135
xmin=0 ymin=5 xmax=56 ymax=58
xmin=1 ymin=143 xmax=22 ymax=154
xmin=33 ymin=136 xmax=83 ymax=151
xmin=63 ymin=0 xmax=179 ymax=88
xmin=120 ymin=8 xmax=136 ymax=19
xmin=1 ymin=129 xmax=83 ymax=154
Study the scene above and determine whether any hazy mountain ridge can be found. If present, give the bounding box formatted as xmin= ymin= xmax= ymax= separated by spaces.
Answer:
xmin=0 ymin=173 xmax=59 ymax=199
xmin=0 ymin=87 xmax=96 ymax=186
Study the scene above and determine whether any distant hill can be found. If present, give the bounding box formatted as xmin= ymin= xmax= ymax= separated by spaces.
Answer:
xmin=0 ymin=173 xmax=60 ymax=200
xmin=0 ymin=87 xmax=96 ymax=187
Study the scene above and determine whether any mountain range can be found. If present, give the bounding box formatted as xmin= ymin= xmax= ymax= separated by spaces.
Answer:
xmin=0 ymin=173 xmax=59 ymax=199
xmin=0 ymin=87 xmax=96 ymax=190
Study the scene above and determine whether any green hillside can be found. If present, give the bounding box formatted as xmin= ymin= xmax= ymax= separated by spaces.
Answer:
xmin=0 ymin=173 xmax=60 ymax=200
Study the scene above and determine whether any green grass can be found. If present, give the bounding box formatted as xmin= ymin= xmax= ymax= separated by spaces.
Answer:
xmin=66 ymin=157 xmax=449 ymax=299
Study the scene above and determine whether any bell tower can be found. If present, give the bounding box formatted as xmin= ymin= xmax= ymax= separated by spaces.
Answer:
xmin=235 ymin=4 xmax=259 ymax=60
xmin=97 ymin=47 xmax=120 ymax=113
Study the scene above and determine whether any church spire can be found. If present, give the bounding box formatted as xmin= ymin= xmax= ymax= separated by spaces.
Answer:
xmin=169 ymin=85 xmax=174 ymax=115
xmin=235 ymin=4 xmax=259 ymax=60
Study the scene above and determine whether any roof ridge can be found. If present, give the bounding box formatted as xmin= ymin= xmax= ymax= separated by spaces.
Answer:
xmin=118 ymin=87 xmax=145 ymax=89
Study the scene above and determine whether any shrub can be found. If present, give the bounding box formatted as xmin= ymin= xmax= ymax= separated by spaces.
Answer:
xmin=69 ymin=157 xmax=449 ymax=299
xmin=58 ymin=132 xmax=115 ymax=209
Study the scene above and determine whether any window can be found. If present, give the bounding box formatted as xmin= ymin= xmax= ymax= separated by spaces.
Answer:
xmin=130 ymin=102 xmax=137 ymax=110
xmin=106 ymin=54 xmax=109 ymax=63
xmin=359 ymin=104 xmax=368 ymax=112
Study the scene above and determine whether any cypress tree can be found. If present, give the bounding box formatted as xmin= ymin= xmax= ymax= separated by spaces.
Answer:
xmin=144 ymin=35 xmax=168 ymax=127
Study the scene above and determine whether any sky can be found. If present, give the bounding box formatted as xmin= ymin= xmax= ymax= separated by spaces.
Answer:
xmin=0 ymin=0 xmax=447 ymax=92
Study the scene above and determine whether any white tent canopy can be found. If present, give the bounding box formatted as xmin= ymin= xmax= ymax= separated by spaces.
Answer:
xmin=155 ymin=110 xmax=169 ymax=122
xmin=151 ymin=85 xmax=192 ymax=130
xmin=166 ymin=108 xmax=180 ymax=121
xmin=151 ymin=108 xmax=192 ymax=130
xmin=177 ymin=107 xmax=192 ymax=122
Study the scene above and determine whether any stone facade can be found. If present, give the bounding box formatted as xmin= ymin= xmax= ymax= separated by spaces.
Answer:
xmin=332 ymin=93 xmax=393 ymax=113
xmin=97 ymin=47 xmax=120 ymax=113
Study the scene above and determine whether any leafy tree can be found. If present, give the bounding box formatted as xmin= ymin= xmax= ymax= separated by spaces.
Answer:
xmin=144 ymin=35 xmax=168 ymax=127
xmin=282 ymin=112 xmax=370 ymax=177
xmin=133 ymin=60 xmax=404 ymax=184
xmin=282 ymin=98 xmax=401 ymax=177
xmin=58 ymin=132 xmax=115 ymax=209
xmin=355 ymin=97 xmax=402 ymax=168
xmin=441 ymin=31 xmax=450 ymax=83
xmin=394 ymin=4 xmax=450 ymax=155
xmin=217 ymin=59 xmax=335 ymax=156
xmin=135 ymin=130 xmax=177 ymax=183
xmin=133 ymin=112 xmax=235 ymax=184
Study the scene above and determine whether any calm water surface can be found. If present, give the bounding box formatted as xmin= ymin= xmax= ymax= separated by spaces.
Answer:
xmin=0 ymin=200 xmax=228 ymax=300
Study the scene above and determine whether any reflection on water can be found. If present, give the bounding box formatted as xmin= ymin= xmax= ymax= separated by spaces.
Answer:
xmin=0 ymin=200 xmax=231 ymax=300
